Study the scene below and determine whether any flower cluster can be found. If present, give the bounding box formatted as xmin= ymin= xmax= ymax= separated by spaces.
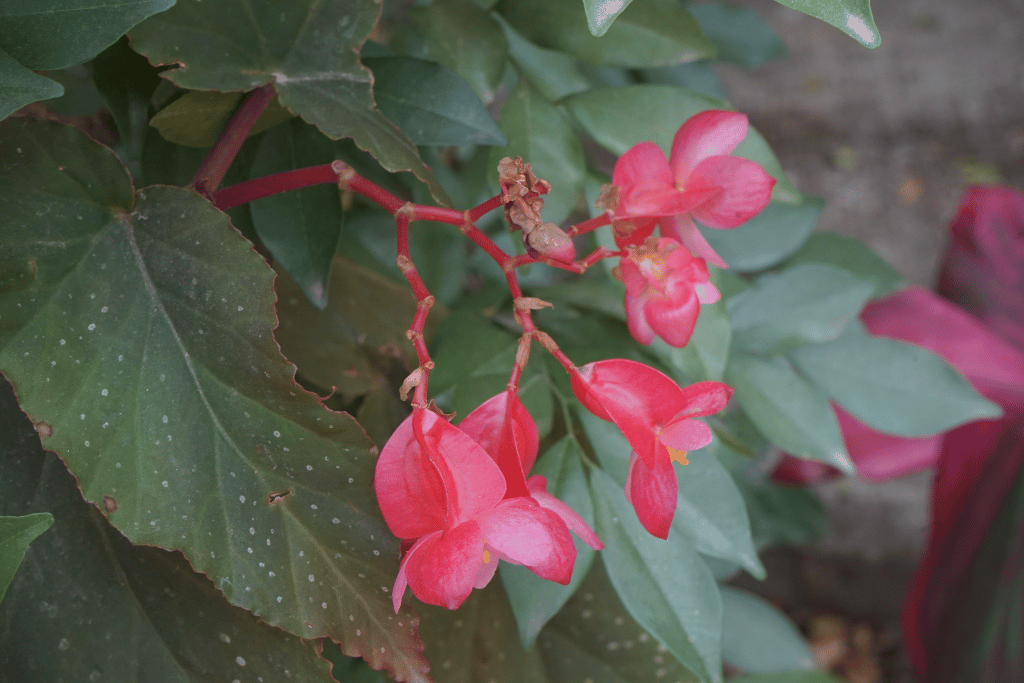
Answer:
xmin=375 ymin=390 xmax=602 ymax=611
xmin=605 ymin=110 xmax=774 ymax=348
xmin=572 ymin=359 xmax=733 ymax=539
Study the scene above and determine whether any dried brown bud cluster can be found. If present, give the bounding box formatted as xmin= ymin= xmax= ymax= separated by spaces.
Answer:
xmin=497 ymin=156 xmax=575 ymax=263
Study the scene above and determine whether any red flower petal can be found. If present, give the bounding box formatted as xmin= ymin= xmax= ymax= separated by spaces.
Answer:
xmin=660 ymin=214 xmax=728 ymax=268
xmin=687 ymin=155 xmax=776 ymax=229
xmin=572 ymin=360 xmax=688 ymax=463
xmin=398 ymin=523 xmax=485 ymax=611
xmin=458 ymin=390 xmax=538 ymax=497
xmin=375 ymin=412 xmax=448 ymax=539
xmin=413 ymin=409 xmax=507 ymax=526
xmin=624 ymin=289 xmax=657 ymax=345
xmin=625 ymin=450 xmax=678 ymax=539
xmin=643 ymin=286 xmax=700 ymax=348
xmin=612 ymin=141 xmax=675 ymax=216
xmin=658 ymin=415 xmax=713 ymax=452
xmin=527 ymin=475 xmax=603 ymax=550
xmin=670 ymin=110 xmax=750 ymax=182
xmin=673 ymin=380 xmax=735 ymax=421
xmin=477 ymin=497 xmax=576 ymax=584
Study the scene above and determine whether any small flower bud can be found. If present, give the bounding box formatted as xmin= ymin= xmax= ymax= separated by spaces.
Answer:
xmin=524 ymin=222 xmax=576 ymax=263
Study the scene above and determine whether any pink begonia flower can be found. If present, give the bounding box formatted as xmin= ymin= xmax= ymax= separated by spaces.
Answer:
xmin=375 ymin=394 xmax=600 ymax=611
xmin=616 ymin=236 xmax=721 ymax=347
xmin=771 ymin=286 xmax=1024 ymax=485
xmin=571 ymin=359 xmax=733 ymax=539
xmin=611 ymin=110 xmax=775 ymax=268
xmin=459 ymin=390 xmax=603 ymax=550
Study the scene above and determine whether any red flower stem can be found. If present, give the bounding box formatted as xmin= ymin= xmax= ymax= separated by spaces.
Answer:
xmin=468 ymin=194 xmax=504 ymax=221
xmin=213 ymin=157 xmax=591 ymax=399
xmin=578 ymin=246 xmax=613 ymax=269
xmin=566 ymin=212 xmax=612 ymax=237
xmin=395 ymin=210 xmax=436 ymax=408
xmin=213 ymin=164 xmax=337 ymax=210
xmin=459 ymin=221 xmax=514 ymax=267
xmin=192 ymin=83 xmax=277 ymax=197
xmin=414 ymin=205 xmax=471 ymax=226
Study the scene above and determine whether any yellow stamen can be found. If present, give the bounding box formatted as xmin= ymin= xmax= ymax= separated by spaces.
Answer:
xmin=482 ymin=549 xmax=491 ymax=564
xmin=667 ymin=448 xmax=689 ymax=466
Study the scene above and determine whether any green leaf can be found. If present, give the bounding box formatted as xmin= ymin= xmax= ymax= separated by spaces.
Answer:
xmin=499 ymin=17 xmax=590 ymax=102
xmin=0 ymin=45 xmax=62 ymax=119
xmin=591 ymin=468 xmax=722 ymax=682
xmin=0 ymin=512 xmax=52 ymax=603
xmin=417 ymin=579 xmax=549 ymax=683
xmin=688 ymin=3 xmax=787 ymax=67
xmin=408 ymin=0 xmax=508 ymax=103
xmin=501 ymin=437 xmax=598 ymax=649
xmin=565 ymin=85 xmax=799 ymax=203
xmin=720 ymin=587 xmax=815 ymax=673
xmin=638 ymin=61 xmax=727 ymax=100
xmin=728 ymin=264 xmax=876 ymax=354
xmin=0 ymin=119 xmax=428 ymax=682
xmin=725 ymin=353 xmax=853 ymax=473
xmin=539 ymin=560 xmax=702 ymax=683
xmin=273 ymin=254 xmax=435 ymax=399
xmin=729 ymin=673 xmax=845 ymax=683
xmin=38 ymin=65 xmax=105 ymax=116
xmin=702 ymin=196 xmax=823 ymax=272
xmin=418 ymin=562 xmax=704 ymax=683
xmin=582 ymin=0 xmax=634 ymax=37
xmin=789 ymin=321 xmax=1002 ymax=436
xmin=772 ymin=0 xmax=880 ymax=48
xmin=91 ymin=37 xmax=161 ymax=174
xmin=0 ymin=0 xmax=174 ymax=70
xmin=499 ymin=0 xmax=714 ymax=68
xmin=248 ymin=118 xmax=340 ymax=309
xmin=782 ymin=231 xmax=904 ymax=298
xmin=0 ymin=382 xmax=336 ymax=683
xmin=488 ymin=81 xmax=585 ymax=226
xmin=364 ymin=56 xmax=506 ymax=146
xmin=129 ymin=0 xmax=451 ymax=206
xmin=578 ymin=410 xmax=763 ymax=577
xmin=149 ymin=90 xmax=295 ymax=148
xmin=648 ymin=295 xmax=731 ymax=382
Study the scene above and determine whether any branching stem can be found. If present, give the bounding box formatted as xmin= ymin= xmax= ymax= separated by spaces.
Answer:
xmin=192 ymin=83 xmax=277 ymax=197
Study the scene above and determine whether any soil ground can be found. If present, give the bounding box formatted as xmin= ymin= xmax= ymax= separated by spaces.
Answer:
xmin=711 ymin=1 xmax=1024 ymax=680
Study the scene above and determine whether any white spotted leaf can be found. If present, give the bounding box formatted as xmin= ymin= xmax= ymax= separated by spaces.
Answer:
xmin=0 ymin=118 xmax=429 ymax=683
xmin=0 ymin=381 xmax=336 ymax=682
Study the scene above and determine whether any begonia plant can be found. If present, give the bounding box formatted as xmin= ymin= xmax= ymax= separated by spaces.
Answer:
xmin=0 ymin=1 xmax=1007 ymax=683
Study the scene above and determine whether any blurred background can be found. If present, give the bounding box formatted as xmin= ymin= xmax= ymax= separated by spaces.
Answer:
xmin=710 ymin=0 xmax=1023 ymax=680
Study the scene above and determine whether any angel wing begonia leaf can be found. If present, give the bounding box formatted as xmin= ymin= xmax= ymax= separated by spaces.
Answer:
xmin=0 ymin=381 xmax=337 ymax=683
xmin=0 ymin=512 xmax=52 ymax=604
xmin=0 ymin=118 xmax=429 ymax=682
xmin=128 ymin=0 xmax=451 ymax=206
